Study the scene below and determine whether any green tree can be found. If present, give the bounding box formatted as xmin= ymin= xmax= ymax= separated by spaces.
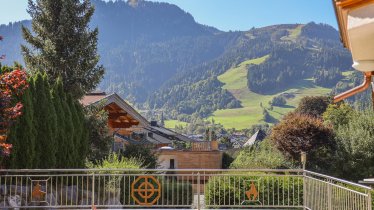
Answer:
xmin=334 ymin=110 xmax=374 ymax=181
xmin=121 ymin=144 xmax=158 ymax=169
xmin=33 ymin=72 xmax=57 ymax=168
xmin=68 ymin=95 xmax=80 ymax=167
xmin=75 ymin=101 xmax=89 ymax=168
xmin=51 ymin=78 xmax=67 ymax=168
xmin=7 ymin=85 xmax=36 ymax=168
xmin=295 ymin=96 xmax=330 ymax=118
xmin=22 ymin=0 xmax=104 ymax=99
xmin=221 ymin=152 xmax=234 ymax=169
xmin=85 ymin=104 xmax=112 ymax=163
xmin=323 ymin=103 xmax=354 ymax=129
xmin=270 ymin=95 xmax=287 ymax=107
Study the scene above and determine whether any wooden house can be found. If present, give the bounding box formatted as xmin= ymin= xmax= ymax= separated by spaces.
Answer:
xmin=81 ymin=92 xmax=193 ymax=149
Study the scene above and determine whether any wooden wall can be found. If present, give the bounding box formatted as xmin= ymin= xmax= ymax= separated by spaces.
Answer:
xmin=158 ymin=150 xmax=223 ymax=169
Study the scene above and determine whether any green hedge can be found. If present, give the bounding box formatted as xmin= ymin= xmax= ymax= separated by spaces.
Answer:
xmin=204 ymin=174 xmax=303 ymax=207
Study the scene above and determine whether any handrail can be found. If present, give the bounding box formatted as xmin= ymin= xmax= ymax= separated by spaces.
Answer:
xmin=305 ymin=170 xmax=372 ymax=190
xmin=0 ymin=168 xmax=304 ymax=173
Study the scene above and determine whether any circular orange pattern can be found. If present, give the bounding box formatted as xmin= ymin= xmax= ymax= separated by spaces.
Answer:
xmin=131 ymin=176 xmax=161 ymax=206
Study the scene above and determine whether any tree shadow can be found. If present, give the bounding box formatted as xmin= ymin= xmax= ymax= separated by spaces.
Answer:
xmin=264 ymin=113 xmax=279 ymax=124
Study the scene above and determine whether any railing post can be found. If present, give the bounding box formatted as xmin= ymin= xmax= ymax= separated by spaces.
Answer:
xmin=368 ymin=189 xmax=372 ymax=210
xmin=303 ymin=170 xmax=307 ymax=210
xmin=91 ymin=172 xmax=95 ymax=209
xmin=327 ymin=179 xmax=332 ymax=210
xmin=301 ymin=152 xmax=307 ymax=210
xmin=197 ymin=172 xmax=200 ymax=210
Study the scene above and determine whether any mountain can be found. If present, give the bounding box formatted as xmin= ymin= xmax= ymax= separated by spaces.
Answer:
xmin=148 ymin=22 xmax=353 ymax=128
xmin=0 ymin=0 xmax=355 ymax=129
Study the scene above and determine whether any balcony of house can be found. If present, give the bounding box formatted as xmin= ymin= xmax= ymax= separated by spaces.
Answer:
xmin=0 ymin=168 xmax=371 ymax=209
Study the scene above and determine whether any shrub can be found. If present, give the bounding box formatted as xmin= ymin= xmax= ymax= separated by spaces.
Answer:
xmin=160 ymin=178 xmax=193 ymax=206
xmin=121 ymin=144 xmax=158 ymax=169
xmin=270 ymin=95 xmax=287 ymax=107
xmin=222 ymin=152 xmax=235 ymax=169
xmin=231 ymin=139 xmax=294 ymax=169
xmin=86 ymin=152 xmax=142 ymax=170
xmin=86 ymin=153 xmax=192 ymax=206
xmin=204 ymin=174 xmax=303 ymax=207
xmin=86 ymin=153 xmax=142 ymax=201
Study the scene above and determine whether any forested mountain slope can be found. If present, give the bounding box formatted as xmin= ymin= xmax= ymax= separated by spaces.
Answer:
xmin=149 ymin=22 xmax=353 ymax=126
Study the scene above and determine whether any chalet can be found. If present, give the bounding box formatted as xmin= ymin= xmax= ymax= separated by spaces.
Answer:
xmin=81 ymin=92 xmax=194 ymax=150
xmin=81 ymin=92 xmax=223 ymax=170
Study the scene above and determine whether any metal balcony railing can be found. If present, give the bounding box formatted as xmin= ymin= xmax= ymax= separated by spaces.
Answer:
xmin=0 ymin=169 xmax=371 ymax=209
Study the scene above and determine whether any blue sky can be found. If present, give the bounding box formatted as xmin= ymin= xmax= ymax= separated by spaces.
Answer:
xmin=0 ymin=0 xmax=338 ymax=31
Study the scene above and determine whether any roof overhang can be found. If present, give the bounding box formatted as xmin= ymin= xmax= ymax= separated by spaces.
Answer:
xmin=81 ymin=93 xmax=150 ymax=127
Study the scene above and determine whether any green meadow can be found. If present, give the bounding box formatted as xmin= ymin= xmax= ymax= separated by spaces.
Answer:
xmin=164 ymin=119 xmax=189 ymax=128
xmin=210 ymin=55 xmax=331 ymax=130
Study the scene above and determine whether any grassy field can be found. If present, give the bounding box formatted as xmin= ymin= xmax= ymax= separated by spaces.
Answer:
xmin=281 ymin=24 xmax=304 ymax=41
xmin=210 ymin=55 xmax=331 ymax=130
xmin=217 ymin=55 xmax=269 ymax=90
xmin=164 ymin=120 xmax=189 ymax=129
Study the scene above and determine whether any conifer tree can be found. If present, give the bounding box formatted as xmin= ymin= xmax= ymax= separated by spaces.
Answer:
xmin=59 ymin=91 xmax=75 ymax=168
xmin=8 ymin=85 xmax=36 ymax=168
xmin=33 ymin=73 xmax=57 ymax=168
xmin=67 ymin=94 xmax=80 ymax=167
xmin=22 ymin=0 xmax=104 ymax=99
xmin=75 ymin=102 xmax=89 ymax=168
xmin=51 ymin=78 xmax=68 ymax=168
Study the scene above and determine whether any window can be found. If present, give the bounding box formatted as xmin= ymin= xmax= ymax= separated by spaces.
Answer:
xmin=169 ymin=159 xmax=175 ymax=169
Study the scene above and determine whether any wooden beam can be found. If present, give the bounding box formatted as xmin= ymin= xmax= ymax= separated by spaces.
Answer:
xmin=108 ymin=112 xmax=129 ymax=118
xmin=130 ymin=120 xmax=140 ymax=125
xmin=104 ymin=105 xmax=115 ymax=112
xmin=108 ymin=121 xmax=133 ymax=128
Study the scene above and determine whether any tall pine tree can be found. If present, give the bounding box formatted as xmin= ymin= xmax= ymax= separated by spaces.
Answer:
xmin=22 ymin=0 xmax=104 ymax=99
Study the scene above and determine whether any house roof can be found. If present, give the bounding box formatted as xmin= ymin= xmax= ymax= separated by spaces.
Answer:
xmin=243 ymin=130 xmax=266 ymax=147
xmin=144 ymin=126 xmax=195 ymax=143
xmin=80 ymin=92 xmax=149 ymax=126
xmin=82 ymin=92 xmax=195 ymax=145
xmin=232 ymin=140 xmax=245 ymax=149
xmin=332 ymin=0 xmax=374 ymax=50
xmin=80 ymin=92 xmax=108 ymax=106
